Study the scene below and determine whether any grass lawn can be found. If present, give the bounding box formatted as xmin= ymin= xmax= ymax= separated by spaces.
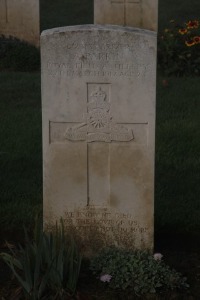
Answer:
xmin=0 ymin=0 xmax=200 ymax=298
xmin=40 ymin=0 xmax=93 ymax=31
xmin=0 ymin=0 xmax=199 ymax=234
xmin=0 ymin=72 xmax=42 ymax=229
xmin=1 ymin=71 xmax=200 ymax=235
xmin=155 ymin=76 xmax=200 ymax=233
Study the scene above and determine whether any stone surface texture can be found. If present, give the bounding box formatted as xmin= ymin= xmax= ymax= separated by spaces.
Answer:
xmin=94 ymin=0 xmax=158 ymax=31
xmin=41 ymin=25 xmax=157 ymax=254
xmin=0 ymin=0 xmax=39 ymax=46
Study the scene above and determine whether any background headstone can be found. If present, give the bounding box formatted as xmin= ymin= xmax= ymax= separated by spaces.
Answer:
xmin=94 ymin=0 xmax=158 ymax=31
xmin=0 ymin=0 xmax=40 ymax=46
xmin=41 ymin=25 xmax=156 ymax=254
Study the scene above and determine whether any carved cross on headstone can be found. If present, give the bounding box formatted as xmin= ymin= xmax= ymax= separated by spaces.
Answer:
xmin=111 ymin=0 xmax=140 ymax=25
xmin=50 ymin=84 xmax=147 ymax=207
xmin=65 ymin=84 xmax=134 ymax=206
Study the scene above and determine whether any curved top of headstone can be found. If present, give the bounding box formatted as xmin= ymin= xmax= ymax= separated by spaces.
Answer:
xmin=41 ymin=24 xmax=156 ymax=38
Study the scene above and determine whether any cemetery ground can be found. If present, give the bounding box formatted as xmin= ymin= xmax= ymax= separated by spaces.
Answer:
xmin=0 ymin=0 xmax=200 ymax=298
xmin=0 ymin=71 xmax=200 ymax=299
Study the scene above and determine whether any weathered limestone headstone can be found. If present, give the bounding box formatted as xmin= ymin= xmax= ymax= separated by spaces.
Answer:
xmin=94 ymin=0 xmax=158 ymax=31
xmin=41 ymin=25 xmax=156 ymax=253
xmin=0 ymin=0 xmax=39 ymax=47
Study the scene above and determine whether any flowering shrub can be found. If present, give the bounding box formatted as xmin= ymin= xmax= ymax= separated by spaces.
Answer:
xmin=158 ymin=20 xmax=200 ymax=76
xmin=100 ymin=274 xmax=112 ymax=282
xmin=90 ymin=247 xmax=189 ymax=295
xmin=153 ymin=252 xmax=163 ymax=261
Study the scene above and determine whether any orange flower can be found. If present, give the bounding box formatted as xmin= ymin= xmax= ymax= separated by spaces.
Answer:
xmin=186 ymin=20 xmax=199 ymax=29
xmin=193 ymin=36 xmax=200 ymax=44
xmin=185 ymin=40 xmax=196 ymax=47
xmin=179 ymin=28 xmax=187 ymax=35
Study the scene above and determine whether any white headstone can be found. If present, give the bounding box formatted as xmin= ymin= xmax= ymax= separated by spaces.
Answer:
xmin=41 ymin=25 xmax=156 ymax=254
xmin=0 ymin=0 xmax=40 ymax=47
xmin=94 ymin=0 xmax=158 ymax=31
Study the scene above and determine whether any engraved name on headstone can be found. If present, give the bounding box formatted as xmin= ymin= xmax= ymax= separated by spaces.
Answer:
xmin=41 ymin=25 xmax=157 ymax=253
xmin=94 ymin=0 xmax=158 ymax=31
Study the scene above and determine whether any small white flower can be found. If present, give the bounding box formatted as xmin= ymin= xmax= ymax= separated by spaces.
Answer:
xmin=153 ymin=253 xmax=163 ymax=261
xmin=100 ymin=274 xmax=112 ymax=282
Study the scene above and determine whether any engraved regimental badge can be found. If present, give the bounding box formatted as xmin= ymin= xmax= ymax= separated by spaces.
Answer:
xmin=65 ymin=86 xmax=134 ymax=143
